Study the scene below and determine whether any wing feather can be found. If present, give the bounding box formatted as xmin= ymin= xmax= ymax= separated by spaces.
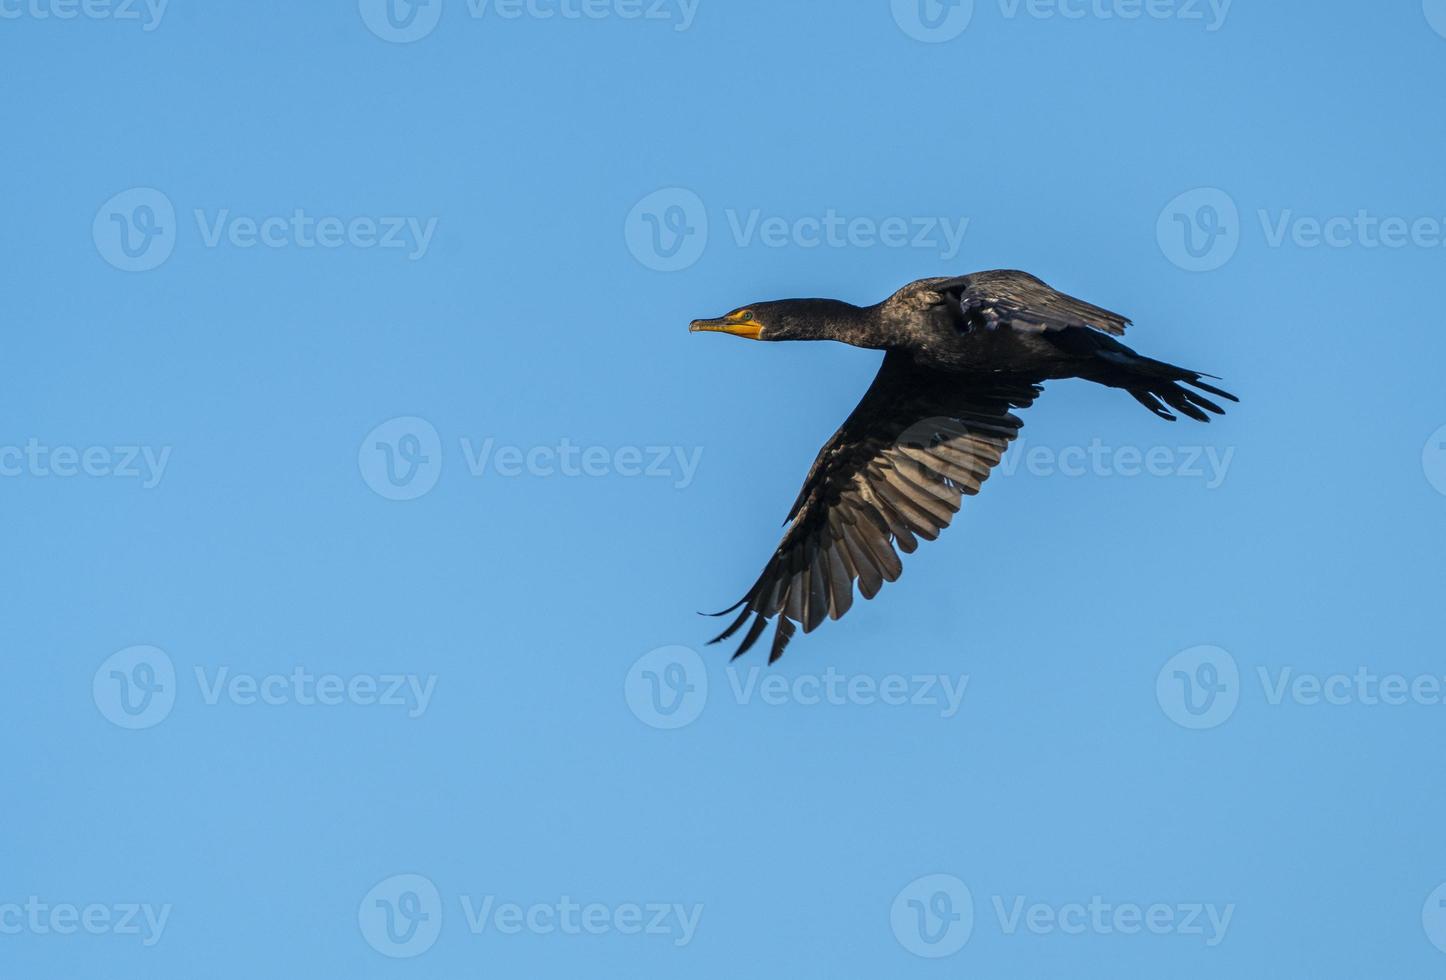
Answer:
xmin=707 ymin=351 xmax=1040 ymax=661
xmin=900 ymin=269 xmax=1131 ymax=338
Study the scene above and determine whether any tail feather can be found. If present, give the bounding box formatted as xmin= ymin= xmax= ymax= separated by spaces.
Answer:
xmin=1092 ymin=349 xmax=1237 ymax=423
xmin=1186 ymin=377 xmax=1238 ymax=403
xmin=1130 ymin=389 xmax=1177 ymax=421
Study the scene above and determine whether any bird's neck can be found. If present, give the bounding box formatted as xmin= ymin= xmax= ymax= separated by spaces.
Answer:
xmin=815 ymin=301 xmax=893 ymax=349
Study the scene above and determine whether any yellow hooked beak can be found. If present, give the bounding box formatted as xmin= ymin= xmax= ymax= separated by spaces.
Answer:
xmin=689 ymin=310 xmax=764 ymax=341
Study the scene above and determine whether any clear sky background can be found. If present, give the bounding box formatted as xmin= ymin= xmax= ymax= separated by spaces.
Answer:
xmin=5 ymin=1 xmax=1446 ymax=977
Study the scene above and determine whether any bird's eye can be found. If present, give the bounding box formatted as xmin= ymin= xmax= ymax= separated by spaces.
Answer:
xmin=739 ymin=311 xmax=754 ymax=322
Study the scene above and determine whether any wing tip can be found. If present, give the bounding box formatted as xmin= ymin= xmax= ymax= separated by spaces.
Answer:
xmin=767 ymin=617 xmax=798 ymax=664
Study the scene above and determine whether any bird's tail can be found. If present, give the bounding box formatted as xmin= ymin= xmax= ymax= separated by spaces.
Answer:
xmin=1088 ymin=348 xmax=1238 ymax=423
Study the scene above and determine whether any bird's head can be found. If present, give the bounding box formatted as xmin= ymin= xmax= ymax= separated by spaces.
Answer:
xmin=689 ymin=299 xmax=865 ymax=343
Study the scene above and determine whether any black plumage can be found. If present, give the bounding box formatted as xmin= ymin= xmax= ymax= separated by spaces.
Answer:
xmin=690 ymin=270 xmax=1238 ymax=663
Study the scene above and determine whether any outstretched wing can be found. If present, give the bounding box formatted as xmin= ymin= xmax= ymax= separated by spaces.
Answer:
xmin=708 ymin=351 xmax=1041 ymax=663
xmin=906 ymin=269 xmax=1131 ymax=337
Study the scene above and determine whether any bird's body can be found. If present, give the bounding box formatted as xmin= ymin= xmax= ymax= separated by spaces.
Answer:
xmin=690 ymin=270 xmax=1237 ymax=663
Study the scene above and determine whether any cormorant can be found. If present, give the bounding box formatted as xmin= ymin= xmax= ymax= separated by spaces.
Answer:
xmin=691 ymin=270 xmax=1237 ymax=663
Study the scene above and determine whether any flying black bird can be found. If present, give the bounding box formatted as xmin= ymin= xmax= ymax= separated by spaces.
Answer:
xmin=691 ymin=270 xmax=1237 ymax=663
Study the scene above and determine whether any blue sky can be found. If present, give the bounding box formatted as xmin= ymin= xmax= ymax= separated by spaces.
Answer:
xmin=4 ymin=1 xmax=1446 ymax=977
